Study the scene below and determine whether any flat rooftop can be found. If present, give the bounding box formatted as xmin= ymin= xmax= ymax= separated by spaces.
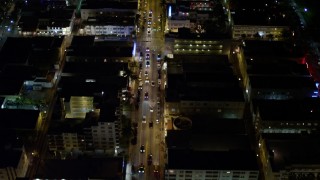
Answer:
xmin=247 ymin=60 xmax=309 ymax=76
xmin=249 ymin=75 xmax=316 ymax=89
xmin=231 ymin=0 xmax=294 ymax=26
xmin=167 ymin=149 xmax=259 ymax=171
xmin=82 ymin=0 xmax=137 ymax=10
xmin=166 ymin=74 xmax=244 ymax=102
xmin=0 ymin=109 xmax=39 ymax=130
xmin=243 ymin=40 xmax=306 ymax=58
xmin=253 ymin=98 xmax=320 ymax=121
xmin=36 ymin=157 xmax=124 ymax=179
xmin=262 ymin=133 xmax=320 ymax=172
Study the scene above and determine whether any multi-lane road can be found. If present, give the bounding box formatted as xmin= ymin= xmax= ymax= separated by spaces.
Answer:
xmin=129 ymin=0 xmax=166 ymax=179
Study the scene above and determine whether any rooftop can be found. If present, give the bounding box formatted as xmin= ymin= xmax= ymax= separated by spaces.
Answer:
xmin=166 ymin=74 xmax=244 ymax=102
xmin=249 ymin=75 xmax=316 ymax=89
xmin=167 ymin=149 xmax=259 ymax=171
xmin=85 ymin=16 xmax=135 ymax=26
xmin=253 ymin=98 xmax=320 ymax=121
xmin=0 ymin=130 xmax=24 ymax=168
xmin=82 ymin=0 xmax=137 ymax=10
xmin=247 ymin=60 xmax=309 ymax=76
xmin=0 ymin=109 xmax=39 ymax=130
xmin=262 ymin=133 xmax=320 ymax=172
xmin=36 ymin=157 xmax=124 ymax=179
xmin=243 ymin=40 xmax=306 ymax=58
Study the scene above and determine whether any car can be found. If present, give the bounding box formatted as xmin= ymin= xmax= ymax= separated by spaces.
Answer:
xmin=138 ymin=164 xmax=145 ymax=173
xmin=146 ymin=47 xmax=150 ymax=52
xmin=148 ymin=20 xmax=151 ymax=25
xmin=145 ymin=76 xmax=150 ymax=84
xmin=148 ymin=154 xmax=153 ymax=165
xmin=144 ymin=92 xmax=149 ymax=100
xmin=158 ymin=79 xmax=161 ymax=85
xmin=151 ymin=81 xmax=155 ymax=87
xmin=157 ymin=54 xmax=161 ymax=60
xmin=149 ymin=122 xmax=153 ymax=128
xmin=147 ymin=30 xmax=151 ymax=34
xmin=156 ymin=119 xmax=159 ymax=123
xmin=150 ymin=106 xmax=153 ymax=112
xmin=146 ymin=53 xmax=150 ymax=59
xmin=146 ymin=60 xmax=150 ymax=68
xmin=140 ymin=145 xmax=145 ymax=153
xmin=142 ymin=115 xmax=146 ymax=123
xmin=154 ymin=165 xmax=160 ymax=178
xmin=149 ymin=13 xmax=152 ymax=18
xmin=157 ymin=63 xmax=161 ymax=69
xmin=145 ymin=71 xmax=148 ymax=76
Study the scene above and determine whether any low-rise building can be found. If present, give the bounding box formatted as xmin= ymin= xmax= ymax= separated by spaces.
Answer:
xmin=0 ymin=131 xmax=29 ymax=180
xmin=35 ymin=157 xmax=125 ymax=179
xmin=80 ymin=1 xmax=137 ymax=20
xmin=230 ymin=0 xmax=295 ymax=40
xmin=165 ymin=149 xmax=259 ymax=180
xmin=258 ymin=134 xmax=320 ymax=180
xmin=83 ymin=17 xmax=135 ymax=36
xmin=253 ymin=98 xmax=320 ymax=134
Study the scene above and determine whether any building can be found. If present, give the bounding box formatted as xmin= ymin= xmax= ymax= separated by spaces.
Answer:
xmin=0 ymin=36 xmax=65 ymax=93
xmin=166 ymin=1 xmax=227 ymax=34
xmin=82 ymin=16 xmax=135 ymax=36
xmin=0 ymin=131 xmax=29 ymax=180
xmin=80 ymin=1 xmax=137 ymax=20
xmin=230 ymin=0 xmax=295 ymax=40
xmin=48 ymin=107 xmax=120 ymax=155
xmin=66 ymin=37 xmax=134 ymax=63
xmin=35 ymin=157 xmax=125 ymax=179
xmin=165 ymin=149 xmax=259 ymax=180
xmin=48 ymin=59 xmax=130 ymax=155
xmin=18 ymin=9 xmax=75 ymax=36
xmin=253 ymin=98 xmax=320 ymax=134
xmin=165 ymin=52 xmax=245 ymax=118
xmin=166 ymin=115 xmax=251 ymax=151
xmin=258 ymin=133 xmax=320 ymax=180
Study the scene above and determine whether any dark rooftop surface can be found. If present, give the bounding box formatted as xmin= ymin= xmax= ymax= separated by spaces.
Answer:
xmin=167 ymin=149 xmax=259 ymax=170
xmin=247 ymin=60 xmax=309 ymax=76
xmin=36 ymin=157 xmax=124 ymax=179
xmin=0 ymin=77 xmax=25 ymax=95
xmin=166 ymin=117 xmax=249 ymax=151
xmin=63 ymin=62 xmax=129 ymax=76
xmin=253 ymin=98 xmax=320 ymax=121
xmin=262 ymin=134 xmax=320 ymax=172
xmin=166 ymin=74 xmax=244 ymax=102
xmin=66 ymin=46 xmax=133 ymax=57
xmin=249 ymin=75 xmax=316 ymax=89
xmin=0 ymin=36 xmax=64 ymax=69
xmin=82 ymin=0 xmax=137 ymax=10
xmin=0 ymin=109 xmax=39 ymax=129
xmin=85 ymin=17 xmax=135 ymax=26
xmin=58 ymin=77 xmax=126 ymax=102
xmin=71 ymin=36 xmax=95 ymax=47
xmin=230 ymin=0 xmax=295 ymax=26
xmin=190 ymin=116 xmax=246 ymax=134
xmin=243 ymin=40 xmax=306 ymax=58
xmin=0 ymin=130 xmax=24 ymax=168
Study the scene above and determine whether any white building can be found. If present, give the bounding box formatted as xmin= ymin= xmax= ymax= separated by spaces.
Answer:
xmin=83 ymin=18 xmax=135 ymax=36
xmin=167 ymin=19 xmax=191 ymax=33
